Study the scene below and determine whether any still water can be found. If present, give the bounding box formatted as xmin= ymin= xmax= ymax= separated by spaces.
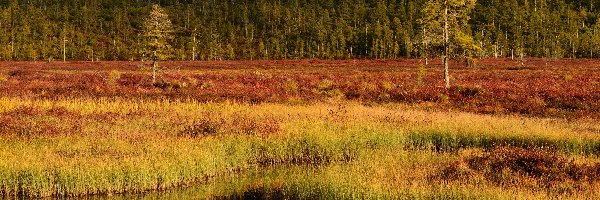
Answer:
xmin=71 ymin=166 xmax=365 ymax=200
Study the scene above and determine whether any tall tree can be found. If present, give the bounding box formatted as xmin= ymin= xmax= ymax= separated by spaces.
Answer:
xmin=420 ymin=0 xmax=478 ymax=88
xmin=143 ymin=4 xmax=173 ymax=83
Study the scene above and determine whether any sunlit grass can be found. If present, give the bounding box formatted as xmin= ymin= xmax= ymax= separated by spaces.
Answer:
xmin=0 ymin=97 xmax=598 ymax=198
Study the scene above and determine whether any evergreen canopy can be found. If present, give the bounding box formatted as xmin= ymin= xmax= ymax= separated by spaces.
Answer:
xmin=0 ymin=0 xmax=598 ymax=61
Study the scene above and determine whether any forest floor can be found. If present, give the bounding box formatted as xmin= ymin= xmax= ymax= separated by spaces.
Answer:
xmin=0 ymin=59 xmax=599 ymax=199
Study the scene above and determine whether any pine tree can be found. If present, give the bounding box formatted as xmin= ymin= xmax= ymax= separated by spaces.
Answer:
xmin=420 ymin=0 xmax=478 ymax=88
xmin=143 ymin=4 xmax=173 ymax=83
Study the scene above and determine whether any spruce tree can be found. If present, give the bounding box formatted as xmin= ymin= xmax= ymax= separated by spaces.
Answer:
xmin=143 ymin=4 xmax=173 ymax=83
xmin=420 ymin=0 xmax=479 ymax=88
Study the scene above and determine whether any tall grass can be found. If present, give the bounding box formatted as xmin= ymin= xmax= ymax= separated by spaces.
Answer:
xmin=0 ymin=97 xmax=598 ymax=198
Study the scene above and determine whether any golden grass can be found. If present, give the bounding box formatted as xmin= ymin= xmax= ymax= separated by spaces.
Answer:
xmin=0 ymin=97 xmax=598 ymax=198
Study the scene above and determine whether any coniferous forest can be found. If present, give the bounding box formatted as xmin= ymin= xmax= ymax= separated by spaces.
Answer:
xmin=0 ymin=0 xmax=599 ymax=61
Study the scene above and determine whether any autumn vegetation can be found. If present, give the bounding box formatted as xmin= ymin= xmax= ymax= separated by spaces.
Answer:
xmin=0 ymin=59 xmax=598 ymax=199
xmin=1 ymin=0 xmax=600 ymax=199
xmin=0 ymin=59 xmax=598 ymax=118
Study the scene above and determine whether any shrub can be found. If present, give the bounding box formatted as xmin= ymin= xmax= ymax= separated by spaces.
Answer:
xmin=182 ymin=76 xmax=198 ymax=87
xmin=312 ymin=79 xmax=343 ymax=99
xmin=152 ymin=81 xmax=171 ymax=90
xmin=563 ymin=74 xmax=574 ymax=82
xmin=283 ymin=80 xmax=299 ymax=95
xmin=360 ymin=81 xmax=377 ymax=92
xmin=152 ymin=80 xmax=187 ymax=90
xmin=315 ymin=79 xmax=334 ymax=91
xmin=0 ymin=116 xmax=80 ymax=138
xmin=118 ymin=73 xmax=149 ymax=87
xmin=179 ymin=113 xmax=281 ymax=138
xmin=439 ymin=146 xmax=600 ymax=192
xmin=7 ymin=70 xmax=35 ymax=77
xmin=180 ymin=118 xmax=219 ymax=138
xmin=437 ymin=94 xmax=449 ymax=102
xmin=381 ymin=81 xmax=395 ymax=91
xmin=466 ymin=57 xmax=477 ymax=67
xmin=0 ymin=106 xmax=82 ymax=138
xmin=0 ymin=72 xmax=8 ymax=82
xmin=450 ymin=85 xmax=485 ymax=97
xmin=200 ymin=81 xmax=214 ymax=89
xmin=106 ymin=70 xmax=121 ymax=85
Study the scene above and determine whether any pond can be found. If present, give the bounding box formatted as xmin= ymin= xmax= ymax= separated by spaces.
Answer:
xmin=73 ymin=165 xmax=374 ymax=200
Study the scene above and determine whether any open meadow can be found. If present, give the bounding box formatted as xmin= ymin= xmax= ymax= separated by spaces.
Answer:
xmin=0 ymin=59 xmax=599 ymax=199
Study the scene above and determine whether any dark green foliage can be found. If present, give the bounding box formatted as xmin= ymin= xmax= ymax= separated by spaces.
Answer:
xmin=0 ymin=0 xmax=598 ymax=61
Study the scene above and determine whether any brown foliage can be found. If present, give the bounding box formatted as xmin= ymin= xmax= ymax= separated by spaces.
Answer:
xmin=179 ymin=113 xmax=282 ymax=138
xmin=439 ymin=146 xmax=600 ymax=193
xmin=0 ymin=106 xmax=82 ymax=138
xmin=0 ymin=59 xmax=598 ymax=118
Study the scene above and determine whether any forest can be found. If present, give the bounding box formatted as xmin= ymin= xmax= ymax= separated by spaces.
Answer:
xmin=0 ymin=0 xmax=599 ymax=61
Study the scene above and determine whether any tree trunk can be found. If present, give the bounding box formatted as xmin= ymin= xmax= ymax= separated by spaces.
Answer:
xmin=192 ymin=34 xmax=196 ymax=61
xmin=152 ymin=60 xmax=157 ymax=83
xmin=152 ymin=49 xmax=158 ymax=83
xmin=494 ymin=44 xmax=497 ymax=58
xmin=443 ymin=2 xmax=450 ymax=89
xmin=63 ymin=36 xmax=67 ymax=62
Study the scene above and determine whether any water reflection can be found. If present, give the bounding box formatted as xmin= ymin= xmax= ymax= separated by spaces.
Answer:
xmin=75 ymin=166 xmax=337 ymax=200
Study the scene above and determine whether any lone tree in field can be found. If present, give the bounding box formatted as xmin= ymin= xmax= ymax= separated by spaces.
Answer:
xmin=420 ymin=0 xmax=479 ymax=88
xmin=143 ymin=4 xmax=173 ymax=83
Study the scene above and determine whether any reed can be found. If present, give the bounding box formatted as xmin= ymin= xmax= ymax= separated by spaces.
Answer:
xmin=0 ymin=97 xmax=598 ymax=198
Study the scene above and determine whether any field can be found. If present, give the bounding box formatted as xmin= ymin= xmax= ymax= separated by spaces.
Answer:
xmin=1 ymin=58 xmax=599 ymax=118
xmin=0 ymin=59 xmax=599 ymax=199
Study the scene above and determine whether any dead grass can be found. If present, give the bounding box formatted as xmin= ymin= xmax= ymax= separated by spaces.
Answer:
xmin=178 ymin=112 xmax=282 ymax=138
xmin=439 ymin=146 xmax=600 ymax=194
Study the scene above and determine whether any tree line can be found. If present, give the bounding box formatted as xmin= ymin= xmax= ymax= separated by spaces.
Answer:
xmin=0 ymin=0 xmax=599 ymax=61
